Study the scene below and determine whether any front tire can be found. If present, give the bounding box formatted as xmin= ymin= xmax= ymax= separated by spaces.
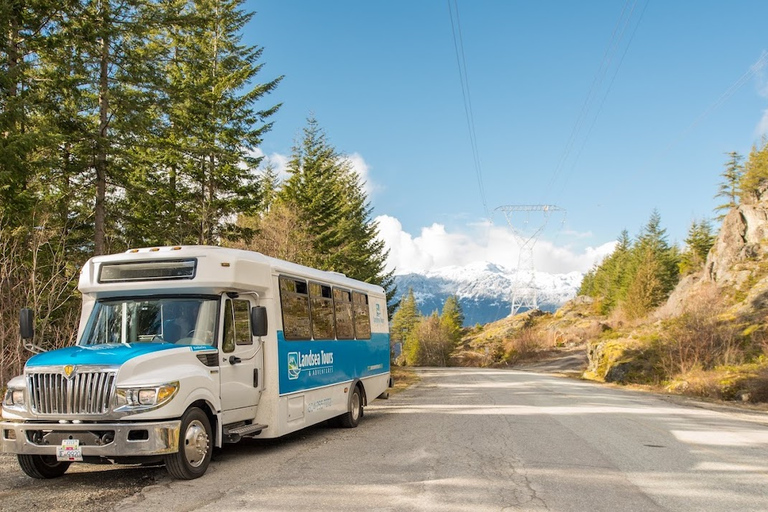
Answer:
xmin=18 ymin=454 xmax=70 ymax=479
xmin=338 ymin=386 xmax=363 ymax=428
xmin=165 ymin=407 xmax=212 ymax=479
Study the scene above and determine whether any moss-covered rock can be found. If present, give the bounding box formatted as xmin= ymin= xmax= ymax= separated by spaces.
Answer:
xmin=586 ymin=338 xmax=662 ymax=384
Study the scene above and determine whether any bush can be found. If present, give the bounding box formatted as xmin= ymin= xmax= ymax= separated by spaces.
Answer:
xmin=657 ymin=287 xmax=743 ymax=376
xmin=503 ymin=327 xmax=545 ymax=363
xmin=403 ymin=314 xmax=454 ymax=366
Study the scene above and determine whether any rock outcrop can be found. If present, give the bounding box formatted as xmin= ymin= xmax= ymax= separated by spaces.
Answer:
xmin=659 ymin=202 xmax=768 ymax=318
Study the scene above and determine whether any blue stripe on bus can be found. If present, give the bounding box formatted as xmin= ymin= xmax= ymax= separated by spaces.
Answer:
xmin=277 ymin=331 xmax=390 ymax=395
xmin=25 ymin=343 xmax=192 ymax=367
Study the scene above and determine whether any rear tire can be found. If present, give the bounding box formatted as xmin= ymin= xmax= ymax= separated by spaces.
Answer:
xmin=164 ymin=407 xmax=212 ymax=479
xmin=338 ymin=386 xmax=363 ymax=428
xmin=18 ymin=454 xmax=71 ymax=479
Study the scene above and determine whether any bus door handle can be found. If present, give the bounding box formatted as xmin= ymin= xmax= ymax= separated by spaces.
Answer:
xmin=229 ymin=355 xmax=242 ymax=365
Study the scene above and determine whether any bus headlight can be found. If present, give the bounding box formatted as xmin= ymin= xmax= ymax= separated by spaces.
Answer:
xmin=2 ymin=376 xmax=26 ymax=412
xmin=115 ymin=381 xmax=179 ymax=412
xmin=3 ymin=388 xmax=25 ymax=407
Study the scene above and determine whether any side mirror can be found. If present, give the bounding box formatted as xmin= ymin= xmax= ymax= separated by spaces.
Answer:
xmin=251 ymin=306 xmax=268 ymax=337
xmin=20 ymin=308 xmax=34 ymax=340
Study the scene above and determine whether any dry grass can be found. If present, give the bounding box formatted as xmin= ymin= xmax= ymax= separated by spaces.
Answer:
xmin=389 ymin=366 xmax=420 ymax=393
xmin=666 ymin=366 xmax=768 ymax=403
xmin=657 ymin=287 xmax=743 ymax=376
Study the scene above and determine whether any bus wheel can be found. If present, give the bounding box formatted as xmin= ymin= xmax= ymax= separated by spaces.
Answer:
xmin=18 ymin=454 xmax=71 ymax=479
xmin=165 ymin=407 xmax=212 ymax=479
xmin=339 ymin=386 xmax=363 ymax=428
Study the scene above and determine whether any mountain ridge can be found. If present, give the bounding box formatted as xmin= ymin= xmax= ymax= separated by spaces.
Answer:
xmin=393 ymin=261 xmax=583 ymax=325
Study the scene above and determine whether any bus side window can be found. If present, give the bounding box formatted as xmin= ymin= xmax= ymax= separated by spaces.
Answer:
xmin=223 ymin=299 xmax=254 ymax=352
xmin=334 ymin=288 xmax=354 ymax=340
xmin=352 ymin=292 xmax=371 ymax=339
xmin=233 ymin=300 xmax=252 ymax=345
xmin=223 ymin=299 xmax=235 ymax=353
xmin=280 ymin=276 xmax=311 ymax=340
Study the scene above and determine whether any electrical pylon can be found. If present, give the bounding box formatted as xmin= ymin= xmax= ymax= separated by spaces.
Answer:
xmin=495 ymin=205 xmax=565 ymax=316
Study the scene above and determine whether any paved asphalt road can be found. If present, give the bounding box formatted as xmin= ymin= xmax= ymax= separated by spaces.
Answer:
xmin=3 ymin=368 xmax=768 ymax=511
xmin=115 ymin=367 xmax=768 ymax=512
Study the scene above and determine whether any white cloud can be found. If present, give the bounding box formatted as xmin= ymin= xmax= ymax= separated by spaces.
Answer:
xmin=343 ymin=153 xmax=382 ymax=197
xmin=375 ymin=215 xmax=615 ymax=275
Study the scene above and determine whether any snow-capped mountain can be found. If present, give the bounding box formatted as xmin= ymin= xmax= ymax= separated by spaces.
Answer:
xmin=393 ymin=261 xmax=583 ymax=326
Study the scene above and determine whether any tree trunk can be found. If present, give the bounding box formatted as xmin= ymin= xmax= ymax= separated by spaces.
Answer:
xmin=94 ymin=29 xmax=109 ymax=255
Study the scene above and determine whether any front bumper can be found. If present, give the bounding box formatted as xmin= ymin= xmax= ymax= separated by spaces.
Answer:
xmin=0 ymin=419 xmax=181 ymax=457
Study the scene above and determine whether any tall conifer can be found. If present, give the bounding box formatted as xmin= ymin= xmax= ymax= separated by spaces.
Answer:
xmin=280 ymin=117 xmax=396 ymax=310
xmin=391 ymin=288 xmax=420 ymax=344
xmin=123 ymin=0 xmax=282 ymax=246
xmin=440 ymin=295 xmax=464 ymax=343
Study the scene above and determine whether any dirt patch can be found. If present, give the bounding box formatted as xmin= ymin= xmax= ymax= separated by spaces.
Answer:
xmin=511 ymin=346 xmax=588 ymax=375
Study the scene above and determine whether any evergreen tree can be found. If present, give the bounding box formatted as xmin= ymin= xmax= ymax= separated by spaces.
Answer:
xmin=440 ymin=295 xmax=464 ymax=343
xmin=257 ymin=163 xmax=281 ymax=213
xmin=578 ymin=267 xmax=596 ymax=297
xmin=390 ymin=288 xmax=420 ymax=344
xmin=281 ymin=117 xmax=346 ymax=267
xmin=621 ymin=211 xmax=680 ymax=317
xmin=0 ymin=0 xmax=46 ymax=228
xmin=48 ymin=0 xmax=167 ymax=254
xmin=739 ymin=139 xmax=768 ymax=204
xmin=679 ymin=219 xmax=715 ymax=276
xmin=578 ymin=229 xmax=632 ymax=314
xmin=579 ymin=212 xmax=680 ymax=319
xmin=279 ymin=117 xmax=396 ymax=310
xmin=714 ymin=152 xmax=743 ymax=222
xmin=123 ymin=0 xmax=282 ymax=247
xmin=623 ymin=246 xmax=664 ymax=320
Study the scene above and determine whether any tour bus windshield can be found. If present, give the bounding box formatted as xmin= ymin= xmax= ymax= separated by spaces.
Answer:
xmin=81 ymin=297 xmax=219 ymax=346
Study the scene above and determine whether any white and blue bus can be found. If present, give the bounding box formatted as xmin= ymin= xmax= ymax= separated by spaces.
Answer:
xmin=1 ymin=246 xmax=392 ymax=479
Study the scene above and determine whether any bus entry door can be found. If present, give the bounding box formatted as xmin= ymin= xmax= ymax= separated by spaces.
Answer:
xmin=220 ymin=297 xmax=263 ymax=419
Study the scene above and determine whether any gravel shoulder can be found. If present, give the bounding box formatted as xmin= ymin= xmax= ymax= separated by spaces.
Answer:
xmin=0 ymin=454 xmax=165 ymax=512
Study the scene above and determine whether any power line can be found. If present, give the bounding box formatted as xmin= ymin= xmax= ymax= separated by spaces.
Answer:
xmin=447 ymin=0 xmax=490 ymax=219
xmin=659 ymin=50 xmax=768 ymax=157
xmin=543 ymin=0 xmax=645 ymax=203
xmin=553 ymin=0 xmax=649 ymax=202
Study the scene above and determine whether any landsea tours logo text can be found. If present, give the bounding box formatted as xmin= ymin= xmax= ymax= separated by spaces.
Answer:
xmin=287 ymin=350 xmax=334 ymax=380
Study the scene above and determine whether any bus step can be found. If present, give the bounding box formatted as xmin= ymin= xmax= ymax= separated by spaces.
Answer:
xmin=223 ymin=423 xmax=268 ymax=442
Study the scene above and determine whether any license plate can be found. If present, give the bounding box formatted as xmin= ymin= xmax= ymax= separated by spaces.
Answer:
xmin=56 ymin=439 xmax=83 ymax=462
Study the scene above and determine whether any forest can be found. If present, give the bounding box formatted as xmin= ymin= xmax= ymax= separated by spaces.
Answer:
xmin=0 ymin=0 xmax=393 ymax=387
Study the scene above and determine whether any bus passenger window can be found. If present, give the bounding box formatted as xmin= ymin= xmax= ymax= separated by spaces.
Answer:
xmin=352 ymin=292 xmax=371 ymax=339
xmin=280 ymin=276 xmax=311 ymax=340
xmin=310 ymin=282 xmax=335 ymax=340
xmin=334 ymin=288 xmax=354 ymax=340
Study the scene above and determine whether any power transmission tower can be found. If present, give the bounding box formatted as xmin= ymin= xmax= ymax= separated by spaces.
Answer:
xmin=495 ymin=205 xmax=565 ymax=316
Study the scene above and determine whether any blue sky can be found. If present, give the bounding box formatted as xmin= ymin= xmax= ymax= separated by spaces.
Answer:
xmin=246 ymin=1 xmax=768 ymax=275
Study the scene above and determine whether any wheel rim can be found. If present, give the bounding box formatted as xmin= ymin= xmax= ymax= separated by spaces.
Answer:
xmin=351 ymin=391 xmax=361 ymax=422
xmin=183 ymin=419 xmax=209 ymax=468
xmin=40 ymin=456 xmax=62 ymax=468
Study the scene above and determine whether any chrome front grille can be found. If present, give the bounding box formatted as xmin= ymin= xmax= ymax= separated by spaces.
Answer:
xmin=28 ymin=368 xmax=117 ymax=415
